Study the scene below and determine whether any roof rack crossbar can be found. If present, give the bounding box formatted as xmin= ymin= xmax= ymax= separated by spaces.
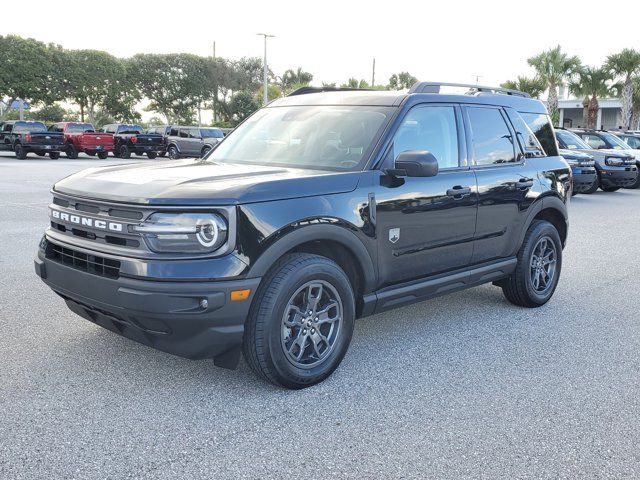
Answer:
xmin=287 ymin=86 xmax=372 ymax=97
xmin=409 ymin=81 xmax=531 ymax=98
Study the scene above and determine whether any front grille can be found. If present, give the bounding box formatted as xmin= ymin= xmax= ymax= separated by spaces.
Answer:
xmin=47 ymin=242 xmax=120 ymax=279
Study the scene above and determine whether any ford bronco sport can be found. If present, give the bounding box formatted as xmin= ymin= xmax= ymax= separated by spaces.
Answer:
xmin=35 ymin=82 xmax=571 ymax=389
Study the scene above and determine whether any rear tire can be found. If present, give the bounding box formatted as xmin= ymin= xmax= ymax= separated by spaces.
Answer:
xmin=15 ymin=144 xmax=27 ymax=159
xmin=243 ymin=253 xmax=355 ymax=389
xmin=501 ymin=220 xmax=562 ymax=308
xmin=49 ymin=152 xmax=60 ymax=159
xmin=97 ymin=151 xmax=108 ymax=160
xmin=600 ymin=185 xmax=619 ymax=192
xmin=66 ymin=144 xmax=78 ymax=159
xmin=118 ymin=144 xmax=131 ymax=159
xmin=201 ymin=146 xmax=211 ymax=158
xmin=147 ymin=152 xmax=157 ymax=159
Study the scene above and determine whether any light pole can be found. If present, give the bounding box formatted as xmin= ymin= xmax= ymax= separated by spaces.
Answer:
xmin=257 ymin=33 xmax=275 ymax=105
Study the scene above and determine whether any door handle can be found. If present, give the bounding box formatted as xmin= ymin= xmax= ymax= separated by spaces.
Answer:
xmin=517 ymin=178 xmax=534 ymax=190
xmin=446 ymin=185 xmax=472 ymax=198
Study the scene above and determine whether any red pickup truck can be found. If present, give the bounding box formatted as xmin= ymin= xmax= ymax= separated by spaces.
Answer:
xmin=49 ymin=122 xmax=114 ymax=159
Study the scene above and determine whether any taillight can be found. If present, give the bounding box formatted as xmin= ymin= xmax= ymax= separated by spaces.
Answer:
xmin=131 ymin=136 xmax=138 ymax=143
xmin=25 ymin=133 xmax=31 ymax=142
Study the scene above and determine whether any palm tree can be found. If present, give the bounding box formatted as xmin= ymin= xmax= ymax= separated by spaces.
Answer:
xmin=605 ymin=48 xmax=640 ymax=129
xmin=528 ymin=45 xmax=581 ymax=125
xmin=630 ymin=77 xmax=640 ymax=130
xmin=569 ymin=67 xmax=614 ymax=129
xmin=501 ymin=76 xmax=546 ymax=98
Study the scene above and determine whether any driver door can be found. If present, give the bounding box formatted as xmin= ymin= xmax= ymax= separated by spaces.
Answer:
xmin=374 ymin=104 xmax=478 ymax=286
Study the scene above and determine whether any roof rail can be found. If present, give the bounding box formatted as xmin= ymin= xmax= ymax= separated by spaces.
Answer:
xmin=287 ymin=86 xmax=372 ymax=96
xmin=409 ymin=81 xmax=531 ymax=98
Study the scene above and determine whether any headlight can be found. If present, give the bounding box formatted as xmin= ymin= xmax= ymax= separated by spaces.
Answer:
xmin=133 ymin=213 xmax=228 ymax=253
xmin=605 ymin=157 xmax=624 ymax=166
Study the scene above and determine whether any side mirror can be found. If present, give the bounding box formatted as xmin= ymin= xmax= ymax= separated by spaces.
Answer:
xmin=393 ymin=150 xmax=439 ymax=177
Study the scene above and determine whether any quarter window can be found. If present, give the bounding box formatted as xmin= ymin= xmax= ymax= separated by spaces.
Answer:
xmin=392 ymin=106 xmax=460 ymax=169
xmin=467 ymin=107 xmax=516 ymax=165
xmin=520 ymin=113 xmax=559 ymax=157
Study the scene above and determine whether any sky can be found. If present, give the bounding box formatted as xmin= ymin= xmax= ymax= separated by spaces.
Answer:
xmin=3 ymin=0 xmax=640 ymax=112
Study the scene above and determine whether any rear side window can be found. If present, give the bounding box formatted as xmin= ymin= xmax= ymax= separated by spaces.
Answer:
xmin=391 ymin=105 xmax=460 ymax=169
xmin=179 ymin=129 xmax=189 ymax=138
xmin=520 ymin=113 xmax=559 ymax=157
xmin=466 ymin=107 xmax=516 ymax=165
xmin=170 ymin=127 xmax=179 ymax=136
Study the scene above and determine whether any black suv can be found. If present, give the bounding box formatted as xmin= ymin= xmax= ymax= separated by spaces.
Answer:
xmin=35 ymin=82 xmax=570 ymax=389
xmin=100 ymin=124 xmax=164 ymax=159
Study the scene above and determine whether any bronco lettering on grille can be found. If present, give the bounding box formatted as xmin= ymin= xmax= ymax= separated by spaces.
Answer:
xmin=51 ymin=208 xmax=123 ymax=232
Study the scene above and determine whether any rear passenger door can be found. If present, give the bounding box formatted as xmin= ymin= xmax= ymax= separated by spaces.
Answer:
xmin=464 ymin=105 xmax=540 ymax=264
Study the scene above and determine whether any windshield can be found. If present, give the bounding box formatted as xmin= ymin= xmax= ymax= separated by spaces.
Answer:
xmin=207 ymin=105 xmax=390 ymax=171
xmin=117 ymin=125 xmax=143 ymax=134
xmin=556 ymin=130 xmax=590 ymax=150
xmin=67 ymin=123 xmax=94 ymax=133
xmin=601 ymin=132 xmax=631 ymax=150
xmin=200 ymin=128 xmax=224 ymax=138
xmin=14 ymin=122 xmax=46 ymax=133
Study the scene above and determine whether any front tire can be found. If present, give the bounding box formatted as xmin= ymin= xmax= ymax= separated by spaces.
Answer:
xmin=49 ymin=152 xmax=60 ymax=159
xmin=167 ymin=145 xmax=179 ymax=159
xmin=583 ymin=177 xmax=599 ymax=194
xmin=601 ymin=184 xmax=619 ymax=192
xmin=627 ymin=166 xmax=640 ymax=189
xmin=147 ymin=152 xmax=157 ymax=159
xmin=243 ymin=253 xmax=355 ymax=389
xmin=501 ymin=220 xmax=562 ymax=308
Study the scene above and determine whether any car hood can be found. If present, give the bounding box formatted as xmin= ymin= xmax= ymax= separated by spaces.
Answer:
xmin=568 ymin=147 xmax=634 ymax=159
xmin=559 ymin=149 xmax=593 ymax=161
xmin=53 ymin=159 xmax=362 ymax=206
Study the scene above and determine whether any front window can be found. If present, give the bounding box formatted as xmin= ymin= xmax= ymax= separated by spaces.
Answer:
xmin=207 ymin=105 xmax=390 ymax=171
xmin=14 ymin=122 xmax=46 ymax=133
xmin=556 ymin=130 xmax=591 ymax=150
xmin=600 ymin=132 xmax=631 ymax=150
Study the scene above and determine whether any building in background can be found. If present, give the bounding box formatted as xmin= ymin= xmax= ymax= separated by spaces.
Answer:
xmin=556 ymin=85 xmax=624 ymax=130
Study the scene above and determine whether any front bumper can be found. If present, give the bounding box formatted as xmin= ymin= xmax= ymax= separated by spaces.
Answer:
xmin=571 ymin=167 xmax=597 ymax=193
xmin=598 ymin=166 xmax=638 ymax=188
xmin=35 ymin=246 xmax=261 ymax=367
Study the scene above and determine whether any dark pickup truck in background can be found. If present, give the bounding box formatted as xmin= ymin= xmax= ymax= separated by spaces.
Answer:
xmin=100 ymin=124 xmax=164 ymax=159
xmin=49 ymin=122 xmax=114 ymax=160
xmin=0 ymin=121 xmax=64 ymax=159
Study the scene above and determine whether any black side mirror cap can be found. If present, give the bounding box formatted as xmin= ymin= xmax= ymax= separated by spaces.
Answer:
xmin=393 ymin=150 xmax=439 ymax=177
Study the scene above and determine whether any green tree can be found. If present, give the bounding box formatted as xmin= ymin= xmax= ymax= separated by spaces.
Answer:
xmin=0 ymin=35 xmax=61 ymax=120
xmin=64 ymin=49 xmax=126 ymax=123
xmin=569 ymin=67 xmax=614 ymax=129
xmin=629 ymin=77 xmax=640 ymax=130
xmin=388 ymin=72 xmax=418 ymax=90
xmin=605 ymin=48 xmax=640 ymax=129
xmin=341 ymin=78 xmax=370 ymax=89
xmin=528 ymin=45 xmax=581 ymax=125
xmin=129 ymin=53 xmax=209 ymax=123
xmin=228 ymin=91 xmax=259 ymax=124
xmin=31 ymin=104 xmax=66 ymax=122
xmin=278 ymin=67 xmax=313 ymax=95
xmin=501 ymin=76 xmax=546 ymax=98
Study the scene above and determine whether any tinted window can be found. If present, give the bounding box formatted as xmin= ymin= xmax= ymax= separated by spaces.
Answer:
xmin=467 ymin=107 xmax=515 ymax=165
xmin=67 ymin=123 xmax=94 ymax=133
xmin=189 ymin=128 xmax=200 ymax=139
xmin=200 ymin=128 xmax=224 ymax=138
xmin=179 ymin=129 xmax=189 ymax=138
xmin=623 ymin=135 xmax=640 ymax=148
xmin=169 ymin=127 xmax=179 ymax=136
xmin=117 ymin=125 xmax=143 ymax=134
xmin=2 ymin=123 xmax=13 ymax=132
xmin=556 ymin=130 xmax=591 ymax=150
xmin=580 ymin=134 xmax=606 ymax=149
xmin=505 ymin=109 xmax=545 ymax=156
xmin=392 ymin=106 xmax=459 ymax=169
xmin=14 ymin=122 xmax=47 ymax=133
xmin=520 ymin=113 xmax=559 ymax=157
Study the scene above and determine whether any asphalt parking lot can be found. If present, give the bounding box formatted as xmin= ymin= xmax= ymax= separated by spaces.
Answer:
xmin=1 ymin=153 xmax=639 ymax=479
